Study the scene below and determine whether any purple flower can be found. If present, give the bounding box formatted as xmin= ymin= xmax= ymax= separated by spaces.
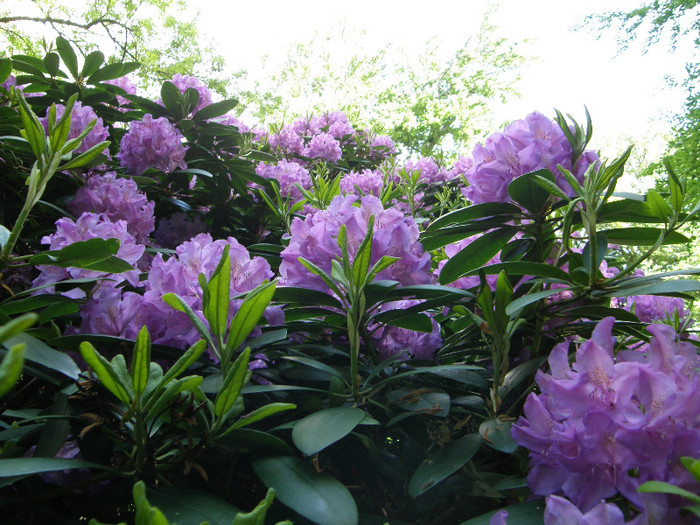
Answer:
xmin=255 ymin=160 xmax=311 ymax=201
xmin=268 ymin=124 xmax=305 ymax=156
xmin=32 ymin=213 xmax=144 ymax=299
xmin=370 ymin=135 xmax=397 ymax=160
xmin=620 ymin=294 xmax=689 ymax=324
xmin=371 ymin=300 xmax=442 ymax=361
xmin=137 ymin=233 xmax=278 ymax=352
xmin=543 ymin=495 xmax=634 ymax=525
xmin=117 ymin=114 xmax=188 ymax=175
xmin=309 ymin=111 xmax=355 ymax=139
xmin=167 ymin=73 xmax=212 ymax=113
xmin=462 ymin=112 xmax=597 ymax=204
xmin=154 ymin=212 xmax=209 ymax=249
xmin=404 ymin=157 xmax=448 ymax=184
xmin=488 ymin=510 xmax=509 ymax=525
xmin=40 ymin=101 xmax=110 ymax=157
xmin=68 ymin=172 xmax=155 ymax=243
xmin=303 ymin=132 xmax=342 ymax=162
xmin=511 ymin=317 xmax=700 ymax=520
xmin=279 ymin=195 xmax=434 ymax=293
xmin=340 ymin=169 xmax=384 ymax=197
xmin=104 ymin=75 xmax=137 ymax=109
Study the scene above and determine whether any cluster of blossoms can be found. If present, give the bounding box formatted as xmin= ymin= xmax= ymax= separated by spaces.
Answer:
xmin=104 ymin=76 xmax=137 ymax=110
xmin=511 ymin=317 xmax=700 ymax=523
xmin=402 ymin=157 xmax=449 ymax=185
xmin=68 ymin=172 xmax=155 ymax=244
xmin=255 ymin=160 xmax=312 ymax=201
xmin=370 ymin=300 xmax=442 ymax=361
xmin=117 ymin=114 xmax=188 ymax=175
xmin=40 ymin=101 xmax=110 ymax=157
xmin=339 ymin=169 xmax=385 ymax=197
xmin=32 ymin=213 xmax=144 ymax=299
xmin=279 ymin=194 xmax=433 ymax=292
xmin=133 ymin=233 xmax=282 ymax=352
xmin=617 ymin=294 xmax=690 ymax=324
xmin=166 ymin=73 xmax=212 ymax=114
xmin=458 ymin=111 xmax=599 ymax=204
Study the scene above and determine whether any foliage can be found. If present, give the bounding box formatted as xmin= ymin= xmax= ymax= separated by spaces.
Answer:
xmin=238 ymin=13 xmax=525 ymax=162
xmin=0 ymin=40 xmax=699 ymax=525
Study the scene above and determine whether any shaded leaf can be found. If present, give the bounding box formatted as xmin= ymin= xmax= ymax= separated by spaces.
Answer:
xmin=292 ymin=407 xmax=367 ymax=456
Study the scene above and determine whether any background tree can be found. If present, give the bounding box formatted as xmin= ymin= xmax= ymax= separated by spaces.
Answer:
xmin=0 ymin=0 xmax=235 ymax=96
xmin=237 ymin=13 xmax=526 ymax=162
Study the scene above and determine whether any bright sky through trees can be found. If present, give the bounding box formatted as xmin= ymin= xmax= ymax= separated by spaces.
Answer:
xmin=203 ymin=0 xmax=691 ymax=167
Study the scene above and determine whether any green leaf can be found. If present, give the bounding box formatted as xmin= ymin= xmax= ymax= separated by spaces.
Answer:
xmin=162 ymin=293 xmax=216 ymax=351
xmin=292 ymin=407 xmax=367 ymax=456
xmin=159 ymin=339 xmax=206 ymax=386
xmin=0 ymin=457 xmax=119 ymax=477
xmin=461 ymin=261 xmax=571 ymax=282
xmin=505 ymin=288 xmax=566 ymax=316
xmin=227 ymin=402 xmax=296 ymax=433
xmin=599 ymin=227 xmax=688 ymax=246
xmin=34 ymin=392 xmax=70 ymax=457
xmin=43 ymin=53 xmax=60 ymax=77
xmin=30 ymin=238 xmax=119 ymax=269
xmin=439 ymin=228 xmax=517 ymax=285
xmin=226 ymin=281 xmax=277 ymax=353
xmin=79 ymin=341 xmax=132 ymax=404
xmin=0 ymin=344 xmax=24 ymax=398
xmin=427 ymin=203 xmax=521 ymax=231
xmin=55 ymin=36 xmax=79 ymax=78
xmin=298 ymin=257 xmax=343 ymax=297
xmin=408 ymin=433 xmax=482 ymax=497
xmin=193 ymin=98 xmax=239 ymax=121
xmin=498 ymin=357 xmax=547 ymax=399
xmin=507 ymin=169 xmax=556 ymax=212
xmin=132 ymin=326 xmax=151 ymax=397
xmin=0 ymin=313 xmax=38 ymax=343
xmin=0 ymin=58 xmax=12 ymax=84
xmin=232 ymin=488 xmax=278 ymax=525
xmin=609 ymin=279 xmax=700 ymax=297
xmin=147 ymin=484 xmax=242 ymax=525
xmin=385 ymin=388 xmax=450 ymax=417
xmin=459 ymin=500 xmax=545 ymax=525
xmin=59 ymin=140 xmax=111 ymax=170
xmin=205 ymin=245 xmax=231 ymax=337
xmin=81 ymin=51 xmax=104 ymax=78
xmin=253 ymin=456 xmax=358 ymax=525
xmin=273 ymin=286 xmax=342 ymax=309
xmin=160 ymin=81 xmax=184 ymax=120
xmin=0 ymin=224 xmax=10 ymax=250
xmin=479 ymin=418 xmax=518 ymax=453
xmin=646 ymin=190 xmax=673 ymax=221
xmin=352 ymin=215 xmax=375 ymax=289
xmin=637 ymin=480 xmax=700 ymax=504
xmin=215 ymin=349 xmax=250 ymax=418
xmin=4 ymin=332 xmax=80 ymax=380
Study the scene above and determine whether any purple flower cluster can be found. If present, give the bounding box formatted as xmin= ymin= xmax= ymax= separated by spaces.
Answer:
xmin=135 ymin=233 xmax=281 ymax=351
xmin=279 ymin=195 xmax=433 ymax=293
xmin=104 ymin=76 xmax=137 ymax=110
xmin=68 ymin=172 xmax=155 ymax=243
xmin=255 ymin=160 xmax=311 ymax=201
xmin=511 ymin=317 xmax=700 ymax=522
xmin=303 ymin=132 xmax=342 ymax=162
xmin=371 ymin=300 xmax=441 ymax=360
xmin=370 ymin=135 xmax=397 ymax=160
xmin=267 ymin=112 xmax=356 ymax=162
xmin=461 ymin=112 xmax=600 ymax=204
xmin=117 ymin=114 xmax=188 ymax=175
xmin=40 ymin=101 xmax=110 ymax=157
xmin=620 ymin=294 xmax=690 ymax=324
xmin=32 ymin=213 xmax=144 ymax=298
xmin=153 ymin=212 xmax=209 ymax=249
xmin=403 ymin=157 xmax=448 ymax=184
xmin=168 ymin=73 xmax=212 ymax=113
xmin=340 ymin=169 xmax=384 ymax=197
xmin=308 ymin=111 xmax=355 ymax=139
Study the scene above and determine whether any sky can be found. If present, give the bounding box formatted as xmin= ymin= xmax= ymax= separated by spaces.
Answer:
xmin=201 ymin=0 xmax=694 ymax=183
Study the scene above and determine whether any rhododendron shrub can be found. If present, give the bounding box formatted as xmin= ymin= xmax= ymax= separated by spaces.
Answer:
xmin=2 ymin=42 xmax=700 ymax=525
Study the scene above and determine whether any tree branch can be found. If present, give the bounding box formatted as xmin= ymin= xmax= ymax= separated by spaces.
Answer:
xmin=0 ymin=15 xmax=127 ymax=31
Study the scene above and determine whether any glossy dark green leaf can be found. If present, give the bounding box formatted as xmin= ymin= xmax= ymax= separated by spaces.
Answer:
xmin=55 ymin=36 xmax=79 ymax=78
xmin=292 ymin=407 xmax=367 ymax=456
xmin=11 ymin=54 xmax=46 ymax=76
xmin=89 ymin=63 xmax=127 ymax=83
xmin=215 ymin=349 xmax=250 ymax=417
xmin=227 ymin=402 xmax=296 ymax=433
xmin=226 ymin=280 xmax=277 ymax=353
xmin=80 ymin=341 xmax=132 ymax=404
xmin=43 ymin=53 xmax=60 ymax=77
xmin=35 ymin=393 xmax=70 ymax=457
xmin=427 ymin=202 xmax=521 ymax=231
xmin=505 ymin=288 xmax=566 ymax=316
xmin=253 ymin=456 xmax=358 ymax=525
xmin=0 ymin=457 xmax=119 ymax=477
xmin=147 ymin=484 xmax=243 ymax=525
xmin=408 ymin=433 xmax=482 ymax=497
xmin=385 ymin=388 xmax=450 ymax=417
xmin=59 ymin=140 xmax=111 ymax=170
xmin=160 ymin=81 xmax=184 ymax=120
xmin=439 ymin=228 xmax=518 ymax=285
xmin=30 ymin=238 xmax=119 ymax=268
xmin=609 ymin=279 xmax=700 ymax=297
xmin=461 ymin=261 xmax=570 ymax=281
xmin=599 ymin=227 xmax=689 ymax=246
xmin=498 ymin=357 xmax=546 ymax=399
xmin=81 ymin=51 xmax=104 ymax=78
xmin=193 ymin=98 xmax=239 ymax=121
xmin=4 ymin=332 xmax=80 ymax=380
xmin=0 ymin=58 xmax=12 ymax=84
xmin=507 ymin=169 xmax=556 ymax=212
xmin=459 ymin=500 xmax=545 ymax=525
xmin=274 ymin=286 xmax=342 ymax=309
xmin=479 ymin=418 xmax=518 ymax=453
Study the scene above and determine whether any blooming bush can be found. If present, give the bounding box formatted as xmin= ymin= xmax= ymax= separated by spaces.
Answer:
xmin=1 ymin=42 xmax=699 ymax=525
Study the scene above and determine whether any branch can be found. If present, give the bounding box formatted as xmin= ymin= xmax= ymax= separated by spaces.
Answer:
xmin=0 ymin=15 xmax=127 ymax=31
